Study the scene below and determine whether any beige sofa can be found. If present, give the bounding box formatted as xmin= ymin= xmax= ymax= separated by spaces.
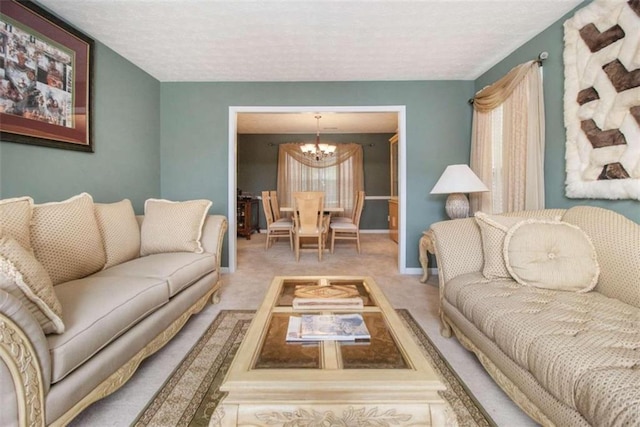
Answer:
xmin=430 ymin=206 xmax=639 ymax=427
xmin=0 ymin=194 xmax=227 ymax=426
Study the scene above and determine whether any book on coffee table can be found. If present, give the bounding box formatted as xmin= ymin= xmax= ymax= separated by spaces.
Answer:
xmin=294 ymin=284 xmax=359 ymax=299
xmin=292 ymin=297 xmax=363 ymax=310
xmin=286 ymin=314 xmax=370 ymax=342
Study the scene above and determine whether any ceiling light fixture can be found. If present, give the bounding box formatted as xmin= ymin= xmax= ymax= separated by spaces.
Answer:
xmin=300 ymin=115 xmax=336 ymax=161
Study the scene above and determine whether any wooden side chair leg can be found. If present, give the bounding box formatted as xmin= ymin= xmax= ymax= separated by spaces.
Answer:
xmin=356 ymin=231 xmax=361 ymax=254
xmin=331 ymin=229 xmax=336 ymax=253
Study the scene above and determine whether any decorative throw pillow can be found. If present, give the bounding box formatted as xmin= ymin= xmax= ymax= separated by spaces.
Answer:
xmin=474 ymin=212 xmax=528 ymax=279
xmin=504 ymin=219 xmax=600 ymax=292
xmin=140 ymin=198 xmax=212 ymax=256
xmin=95 ymin=199 xmax=141 ymax=269
xmin=0 ymin=234 xmax=65 ymax=334
xmin=31 ymin=193 xmax=106 ymax=285
xmin=0 ymin=196 xmax=34 ymax=252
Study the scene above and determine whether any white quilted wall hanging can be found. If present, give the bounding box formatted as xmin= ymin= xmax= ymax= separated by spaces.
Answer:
xmin=564 ymin=0 xmax=640 ymax=200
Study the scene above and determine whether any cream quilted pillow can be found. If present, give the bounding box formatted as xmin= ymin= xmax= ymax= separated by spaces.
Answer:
xmin=0 ymin=234 xmax=64 ymax=334
xmin=0 ymin=196 xmax=33 ymax=252
xmin=31 ymin=193 xmax=106 ymax=285
xmin=140 ymin=198 xmax=212 ymax=256
xmin=95 ymin=199 xmax=141 ymax=269
xmin=475 ymin=212 xmax=528 ymax=279
xmin=504 ymin=219 xmax=600 ymax=292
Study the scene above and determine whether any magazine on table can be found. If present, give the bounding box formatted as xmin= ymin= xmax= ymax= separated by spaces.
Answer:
xmin=286 ymin=313 xmax=370 ymax=342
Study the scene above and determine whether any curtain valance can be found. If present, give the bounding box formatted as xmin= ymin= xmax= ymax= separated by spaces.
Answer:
xmin=472 ymin=60 xmax=538 ymax=113
xmin=279 ymin=143 xmax=362 ymax=168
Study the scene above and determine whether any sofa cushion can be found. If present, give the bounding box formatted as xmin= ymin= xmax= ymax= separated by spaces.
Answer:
xmin=0 ymin=235 xmax=64 ymax=334
xmin=140 ymin=198 xmax=212 ymax=256
xmin=0 ymin=196 xmax=33 ymax=251
xmin=94 ymin=199 xmax=141 ymax=269
xmin=445 ymin=274 xmax=640 ymax=425
xmin=562 ymin=206 xmax=640 ymax=308
xmin=474 ymin=212 xmax=528 ymax=279
xmin=93 ymin=252 xmax=216 ymax=297
xmin=504 ymin=219 xmax=599 ymax=292
xmin=31 ymin=193 xmax=106 ymax=285
xmin=48 ymin=275 xmax=169 ymax=383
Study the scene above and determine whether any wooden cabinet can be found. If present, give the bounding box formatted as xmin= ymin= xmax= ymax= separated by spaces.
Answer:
xmin=389 ymin=133 xmax=398 ymax=199
xmin=388 ymin=198 xmax=398 ymax=243
xmin=389 ymin=133 xmax=399 ymax=243
xmin=237 ymin=199 xmax=259 ymax=239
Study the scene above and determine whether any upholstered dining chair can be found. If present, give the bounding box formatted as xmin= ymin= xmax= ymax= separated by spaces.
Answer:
xmin=331 ymin=191 xmax=364 ymax=224
xmin=261 ymin=191 xmax=293 ymax=250
xmin=330 ymin=190 xmax=365 ymax=253
xmin=292 ymin=191 xmax=326 ymax=261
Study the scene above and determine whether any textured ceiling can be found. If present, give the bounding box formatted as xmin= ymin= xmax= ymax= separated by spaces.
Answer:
xmin=35 ymin=0 xmax=582 ymax=83
xmin=237 ymin=112 xmax=398 ymax=134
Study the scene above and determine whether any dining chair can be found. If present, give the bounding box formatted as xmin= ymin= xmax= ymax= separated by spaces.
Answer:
xmin=268 ymin=190 xmax=288 ymax=223
xmin=331 ymin=191 xmax=364 ymax=224
xmin=261 ymin=191 xmax=293 ymax=250
xmin=292 ymin=191 xmax=326 ymax=261
xmin=330 ymin=190 xmax=365 ymax=253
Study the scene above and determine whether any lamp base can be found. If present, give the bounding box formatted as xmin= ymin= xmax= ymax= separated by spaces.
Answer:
xmin=445 ymin=193 xmax=470 ymax=219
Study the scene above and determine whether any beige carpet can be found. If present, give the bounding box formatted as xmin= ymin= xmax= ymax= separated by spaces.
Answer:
xmin=69 ymin=233 xmax=535 ymax=427
xmin=134 ymin=309 xmax=493 ymax=427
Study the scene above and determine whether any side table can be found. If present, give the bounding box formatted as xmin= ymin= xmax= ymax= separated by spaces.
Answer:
xmin=419 ymin=229 xmax=435 ymax=283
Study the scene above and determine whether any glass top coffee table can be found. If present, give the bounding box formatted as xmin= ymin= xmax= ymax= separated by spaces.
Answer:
xmin=215 ymin=276 xmax=453 ymax=426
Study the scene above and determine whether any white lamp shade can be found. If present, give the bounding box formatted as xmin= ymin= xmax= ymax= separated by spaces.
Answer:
xmin=430 ymin=164 xmax=489 ymax=194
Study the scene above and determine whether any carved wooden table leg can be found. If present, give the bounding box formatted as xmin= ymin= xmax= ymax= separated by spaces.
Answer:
xmin=419 ymin=229 xmax=435 ymax=283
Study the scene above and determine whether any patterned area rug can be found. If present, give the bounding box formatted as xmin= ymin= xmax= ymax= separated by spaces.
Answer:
xmin=134 ymin=310 xmax=495 ymax=426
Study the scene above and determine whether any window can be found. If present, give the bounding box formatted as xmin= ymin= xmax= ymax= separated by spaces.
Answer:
xmin=277 ymin=143 xmax=363 ymax=217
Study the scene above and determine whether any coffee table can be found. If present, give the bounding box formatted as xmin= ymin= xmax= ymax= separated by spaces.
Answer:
xmin=214 ymin=276 xmax=454 ymax=426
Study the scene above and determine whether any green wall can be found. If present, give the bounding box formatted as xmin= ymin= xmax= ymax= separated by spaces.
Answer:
xmin=160 ymin=81 xmax=475 ymax=268
xmin=238 ymin=133 xmax=393 ymax=230
xmin=475 ymin=0 xmax=639 ymax=223
xmin=0 ymin=42 xmax=160 ymax=212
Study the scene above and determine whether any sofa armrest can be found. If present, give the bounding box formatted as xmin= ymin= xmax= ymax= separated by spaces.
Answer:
xmin=201 ymin=215 xmax=228 ymax=270
xmin=0 ymin=289 xmax=48 ymax=426
xmin=430 ymin=218 xmax=484 ymax=286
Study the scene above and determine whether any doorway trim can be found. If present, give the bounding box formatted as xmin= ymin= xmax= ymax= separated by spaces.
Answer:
xmin=228 ymin=105 xmax=407 ymax=273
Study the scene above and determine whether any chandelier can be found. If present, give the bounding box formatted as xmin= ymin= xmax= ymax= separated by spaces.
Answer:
xmin=300 ymin=115 xmax=336 ymax=161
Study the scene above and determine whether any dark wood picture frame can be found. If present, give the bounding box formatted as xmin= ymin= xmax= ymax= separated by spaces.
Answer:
xmin=0 ymin=0 xmax=94 ymax=152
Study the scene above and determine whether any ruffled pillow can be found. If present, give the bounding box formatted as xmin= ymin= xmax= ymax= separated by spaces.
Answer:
xmin=31 ymin=193 xmax=106 ymax=285
xmin=504 ymin=219 xmax=599 ymax=292
xmin=140 ymin=199 xmax=212 ymax=256
xmin=0 ymin=196 xmax=33 ymax=251
xmin=0 ymin=234 xmax=64 ymax=334
xmin=474 ymin=212 xmax=528 ymax=279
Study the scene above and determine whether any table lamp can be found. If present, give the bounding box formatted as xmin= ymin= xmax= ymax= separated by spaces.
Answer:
xmin=430 ymin=164 xmax=489 ymax=219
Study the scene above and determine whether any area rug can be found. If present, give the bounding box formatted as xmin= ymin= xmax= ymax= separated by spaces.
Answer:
xmin=133 ymin=310 xmax=495 ymax=427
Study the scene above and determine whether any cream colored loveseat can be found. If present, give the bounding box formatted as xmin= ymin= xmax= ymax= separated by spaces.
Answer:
xmin=430 ymin=206 xmax=639 ymax=426
xmin=0 ymin=194 xmax=227 ymax=426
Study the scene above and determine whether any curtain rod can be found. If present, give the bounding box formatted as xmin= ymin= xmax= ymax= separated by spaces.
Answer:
xmin=468 ymin=51 xmax=548 ymax=104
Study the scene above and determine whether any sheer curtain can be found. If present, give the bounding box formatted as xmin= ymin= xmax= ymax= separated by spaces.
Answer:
xmin=469 ymin=60 xmax=545 ymax=214
xmin=277 ymin=143 xmax=364 ymax=217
